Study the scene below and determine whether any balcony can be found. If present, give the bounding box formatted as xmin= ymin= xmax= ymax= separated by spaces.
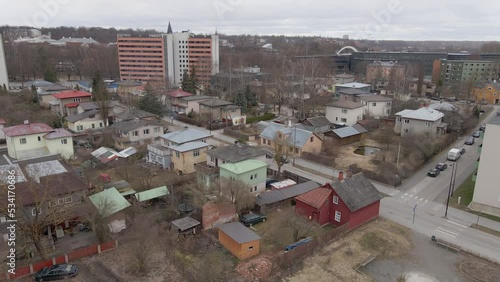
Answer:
xmin=148 ymin=144 xmax=170 ymax=157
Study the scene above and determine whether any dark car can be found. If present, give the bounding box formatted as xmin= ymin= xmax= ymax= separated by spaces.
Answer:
xmin=464 ymin=137 xmax=475 ymax=145
xmin=427 ymin=168 xmax=440 ymax=177
xmin=266 ymin=178 xmax=279 ymax=188
xmin=459 ymin=147 xmax=466 ymax=155
xmin=435 ymin=163 xmax=448 ymax=171
xmin=479 ymin=124 xmax=486 ymax=131
xmin=472 ymin=131 xmax=481 ymax=138
xmin=34 ymin=264 xmax=78 ymax=281
xmin=240 ymin=213 xmax=267 ymax=227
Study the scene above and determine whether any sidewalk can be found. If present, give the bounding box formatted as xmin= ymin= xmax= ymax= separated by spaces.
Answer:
xmin=447 ymin=206 xmax=500 ymax=233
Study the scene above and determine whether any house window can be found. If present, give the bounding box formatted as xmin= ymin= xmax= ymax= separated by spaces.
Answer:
xmin=61 ymin=139 xmax=67 ymax=145
xmin=211 ymin=157 xmax=216 ymax=163
xmin=92 ymin=123 xmax=95 ymax=129
xmin=342 ymin=109 xmax=348 ymax=114
xmin=20 ymin=138 xmax=27 ymax=144
xmin=89 ymin=115 xmax=95 ymax=119
xmin=386 ymin=102 xmax=391 ymax=106
xmin=77 ymin=125 xmax=84 ymax=131
xmin=144 ymin=129 xmax=150 ymax=135
xmin=295 ymin=148 xmax=299 ymax=154
xmin=372 ymin=103 xmax=377 ymax=107
xmin=341 ymin=118 xmax=347 ymax=123
xmin=193 ymin=149 xmax=200 ymax=157
xmin=404 ymin=129 xmax=409 ymax=134
xmin=99 ymin=123 xmax=103 ymax=128
xmin=250 ymin=175 xmax=253 ymax=180
xmin=254 ymin=186 xmax=257 ymax=192
xmin=425 ymin=122 xmax=431 ymax=127
xmin=132 ymin=131 xmax=139 ymax=137
xmin=254 ymin=174 xmax=257 ymax=179
xmin=334 ymin=211 xmax=341 ymax=222
xmin=65 ymin=196 xmax=72 ymax=204
xmin=49 ymin=201 xmax=57 ymax=207
xmin=176 ymin=151 xmax=180 ymax=158
xmin=333 ymin=196 xmax=339 ymax=205
xmin=37 ymin=136 xmax=41 ymax=141
xmin=73 ymin=98 xmax=81 ymax=102
xmin=248 ymin=246 xmax=254 ymax=250
xmin=404 ymin=119 xmax=410 ymax=124
xmin=31 ymin=208 xmax=41 ymax=216
xmin=57 ymin=198 xmax=65 ymax=205
xmin=154 ymin=127 xmax=160 ymax=133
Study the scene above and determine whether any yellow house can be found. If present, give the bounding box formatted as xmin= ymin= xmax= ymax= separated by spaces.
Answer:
xmin=66 ymin=109 xmax=106 ymax=132
xmin=473 ymin=83 xmax=500 ymax=105
xmin=259 ymin=122 xmax=323 ymax=157
xmin=2 ymin=122 xmax=74 ymax=160
xmin=170 ymin=142 xmax=211 ymax=174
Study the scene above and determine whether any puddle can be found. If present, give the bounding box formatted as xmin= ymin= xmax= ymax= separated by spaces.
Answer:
xmin=354 ymin=146 xmax=381 ymax=156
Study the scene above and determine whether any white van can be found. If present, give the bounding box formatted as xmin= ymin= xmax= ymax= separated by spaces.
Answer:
xmin=447 ymin=148 xmax=461 ymax=161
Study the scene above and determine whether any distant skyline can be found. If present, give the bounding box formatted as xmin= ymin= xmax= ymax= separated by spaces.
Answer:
xmin=2 ymin=0 xmax=499 ymax=41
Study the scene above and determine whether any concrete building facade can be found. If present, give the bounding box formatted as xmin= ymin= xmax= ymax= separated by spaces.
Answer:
xmin=0 ymin=34 xmax=9 ymax=90
xmin=470 ymin=115 xmax=500 ymax=217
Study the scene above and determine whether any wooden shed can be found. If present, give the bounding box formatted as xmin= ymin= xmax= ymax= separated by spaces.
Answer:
xmin=324 ymin=124 xmax=367 ymax=145
xmin=218 ymin=222 xmax=261 ymax=260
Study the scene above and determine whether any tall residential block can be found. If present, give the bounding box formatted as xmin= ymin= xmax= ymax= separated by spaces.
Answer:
xmin=0 ymin=34 xmax=9 ymax=90
xmin=117 ymin=23 xmax=219 ymax=87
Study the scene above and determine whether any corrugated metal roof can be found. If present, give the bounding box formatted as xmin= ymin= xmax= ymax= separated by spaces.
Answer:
xmin=219 ymin=159 xmax=267 ymax=175
xmin=295 ymin=188 xmax=332 ymax=209
xmin=206 ymin=144 xmax=266 ymax=163
xmin=259 ymin=122 xmax=315 ymax=148
xmin=134 ymin=186 xmax=170 ymax=202
xmin=397 ymin=107 xmax=443 ymax=121
xmin=89 ymin=187 xmax=131 ymax=217
xmin=43 ymin=128 xmax=73 ymax=139
xmin=219 ymin=222 xmax=261 ymax=244
xmin=255 ymin=181 xmax=320 ymax=206
xmin=330 ymin=173 xmax=383 ymax=212
xmin=66 ymin=109 xmax=100 ymax=123
xmin=332 ymin=126 xmax=360 ymax=138
xmin=53 ymin=90 xmax=92 ymax=99
xmin=2 ymin=123 xmax=54 ymax=137
xmin=168 ymin=89 xmax=194 ymax=97
xmin=161 ymin=128 xmax=211 ymax=144
xmin=171 ymin=217 xmax=201 ymax=232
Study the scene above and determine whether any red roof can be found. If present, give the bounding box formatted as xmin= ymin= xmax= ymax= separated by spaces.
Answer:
xmin=53 ymin=90 xmax=92 ymax=99
xmin=64 ymin=102 xmax=80 ymax=108
xmin=168 ymin=89 xmax=194 ymax=98
xmin=2 ymin=123 xmax=54 ymax=137
xmin=295 ymin=188 xmax=332 ymax=209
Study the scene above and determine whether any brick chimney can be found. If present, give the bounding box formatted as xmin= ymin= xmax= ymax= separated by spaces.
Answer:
xmin=338 ymin=171 xmax=344 ymax=181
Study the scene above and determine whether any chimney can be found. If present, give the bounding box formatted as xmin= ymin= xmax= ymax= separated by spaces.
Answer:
xmin=24 ymin=120 xmax=29 ymax=125
xmin=338 ymin=171 xmax=344 ymax=181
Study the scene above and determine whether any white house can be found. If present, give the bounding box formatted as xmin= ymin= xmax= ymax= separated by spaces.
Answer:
xmin=179 ymin=95 xmax=212 ymax=114
xmin=358 ymin=95 xmax=393 ymax=117
xmin=2 ymin=122 xmax=74 ymax=160
xmin=65 ymin=102 xmax=106 ymax=132
xmin=394 ymin=107 xmax=446 ymax=137
xmin=325 ymin=100 xmax=364 ymax=126
xmin=109 ymin=120 xmax=165 ymax=149
xmin=470 ymin=114 xmax=500 ymax=217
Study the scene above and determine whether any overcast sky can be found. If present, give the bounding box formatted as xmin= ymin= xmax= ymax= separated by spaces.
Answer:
xmin=3 ymin=0 xmax=499 ymax=41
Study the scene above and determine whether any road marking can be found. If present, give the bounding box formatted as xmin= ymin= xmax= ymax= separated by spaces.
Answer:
xmin=435 ymin=228 xmax=457 ymax=238
xmin=446 ymin=220 xmax=468 ymax=229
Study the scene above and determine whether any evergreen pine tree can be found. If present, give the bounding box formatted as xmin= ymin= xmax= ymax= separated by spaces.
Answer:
xmin=92 ymin=70 xmax=111 ymax=126
xmin=234 ymin=90 xmax=247 ymax=108
xmin=139 ymin=91 xmax=164 ymax=117
xmin=181 ymin=70 xmax=192 ymax=93
xmin=189 ymin=67 xmax=198 ymax=93
xmin=244 ymin=85 xmax=257 ymax=107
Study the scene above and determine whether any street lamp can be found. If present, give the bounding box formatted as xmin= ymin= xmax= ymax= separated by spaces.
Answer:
xmin=444 ymin=159 xmax=459 ymax=218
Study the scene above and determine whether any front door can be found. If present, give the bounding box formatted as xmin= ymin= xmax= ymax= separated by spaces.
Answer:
xmin=312 ymin=211 xmax=319 ymax=222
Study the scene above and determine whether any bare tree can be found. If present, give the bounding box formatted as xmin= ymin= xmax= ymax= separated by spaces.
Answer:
xmin=284 ymin=213 xmax=316 ymax=242
xmin=91 ymin=198 xmax=116 ymax=243
xmin=216 ymin=178 xmax=254 ymax=214
xmin=273 ymin=132 xmax=293 ymax=179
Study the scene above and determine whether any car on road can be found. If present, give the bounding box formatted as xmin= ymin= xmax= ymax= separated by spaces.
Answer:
xmin=479 ymin=124 xmax=486 ymax=131
xmin=472 ymin=131 xmax=481 ymax=138
xmin=240 ymin=213 xmax=267 ymax=227
xmin=427 ymin=168 xmax=441 ymax=177
xmin=464 ymin=137 xmax=475 ymax=145
xmin=34 ymin=264 xmax=78 ymax=281
xmin=435 ymin=163 xmax=448 ymax=171
xmin=459 ymin=147 xmax=466 ymax=155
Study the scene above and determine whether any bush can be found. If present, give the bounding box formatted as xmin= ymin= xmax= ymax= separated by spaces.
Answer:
xmin=246 ymin=113 xmax=276 ymax=124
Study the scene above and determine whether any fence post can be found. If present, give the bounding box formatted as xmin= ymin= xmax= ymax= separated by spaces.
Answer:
xmin=29 ymin=264 xmax=34 ymax=274
xmin=97 ymin=244 xmax=102 ymax=254
xmin=115 ymin=239 xmax=118 ymax=247
xmin=65 ymin=254 xmax=69 ymax=263
xmin=52 ymin=257 xmax=56 ymax=265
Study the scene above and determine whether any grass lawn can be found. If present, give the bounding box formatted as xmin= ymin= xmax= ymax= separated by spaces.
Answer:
xmin=451 ymin=172 xmax=500 ymax=223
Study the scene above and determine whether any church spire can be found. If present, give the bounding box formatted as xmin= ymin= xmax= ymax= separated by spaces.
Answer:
xmin=167 ymin=22 xmax=173 ymax=34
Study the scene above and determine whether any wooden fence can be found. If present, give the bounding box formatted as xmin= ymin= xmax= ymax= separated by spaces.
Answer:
xmin=6 ymin=240 xmax=118 ymax=280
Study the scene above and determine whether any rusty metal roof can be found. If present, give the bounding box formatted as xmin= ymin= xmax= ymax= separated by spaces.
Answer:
xmin=2 ymin=123 xmax=54 ymax=137
xmin=43 ymin=128 xmax=73 ymax=140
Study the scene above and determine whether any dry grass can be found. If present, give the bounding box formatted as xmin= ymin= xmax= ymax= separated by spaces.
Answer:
xmin=285 ymin=218 xmax=412 ymax=282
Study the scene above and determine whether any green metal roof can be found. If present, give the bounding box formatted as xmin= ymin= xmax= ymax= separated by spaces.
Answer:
xmin=134 ymin=186 xmax=170 ymax=202
xmin=120 ymin=189 xmax=137 ymax=197
xmin=89 ymin=187 xmax=131 ymax=217
xmin=219 ymin=159 xmax=267 ymax=175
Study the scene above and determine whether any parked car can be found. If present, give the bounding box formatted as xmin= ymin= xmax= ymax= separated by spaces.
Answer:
xmin=265 ymin=152 xmax=274 ymax=159
xmin=266 ymin=178 xmax=279 ymax=188
xmin=472 ymin=131 xmax=481 ymax=138
xmin=435 ymin=163 xmax=448 ymax=171
xmin=459 ymin=147 xmax=466 ymax=155
xmin=427 ymin=168 xmax=441 ymax=177
xmin=464 ymin=137 xmax=475 ymax=145
xmin=479 ymin=124 xmax=486 ymax=131
xmin=34 ymin=264 xmax=78 ymax=281
xmin=240 ymin=213 xmax=267 ymax=227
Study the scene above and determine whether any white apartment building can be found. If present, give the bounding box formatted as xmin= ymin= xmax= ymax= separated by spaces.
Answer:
xmin=0 ymin=34 xmax=9 ymax=90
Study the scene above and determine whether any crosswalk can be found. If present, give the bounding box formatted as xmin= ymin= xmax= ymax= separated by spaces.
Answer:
xmin=434 ymin=220 xmax=469 ymax=239
xmin=399 ymin=192 xmax=430 ymax=206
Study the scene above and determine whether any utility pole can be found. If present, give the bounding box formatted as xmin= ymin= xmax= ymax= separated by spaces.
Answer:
xmin=444 ymin=163 xmax=454 ymax=218
xmin=396 ymin=140 xmax=401 ymax=168
xmin=450 ymin=158 xmax=459 ymax=198
xmin=412 ymin=204 xmax=417 ymax=224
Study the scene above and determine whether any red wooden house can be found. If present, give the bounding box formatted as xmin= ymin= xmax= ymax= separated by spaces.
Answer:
xmin=295 ymin=173 xmax=383 ymax=230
